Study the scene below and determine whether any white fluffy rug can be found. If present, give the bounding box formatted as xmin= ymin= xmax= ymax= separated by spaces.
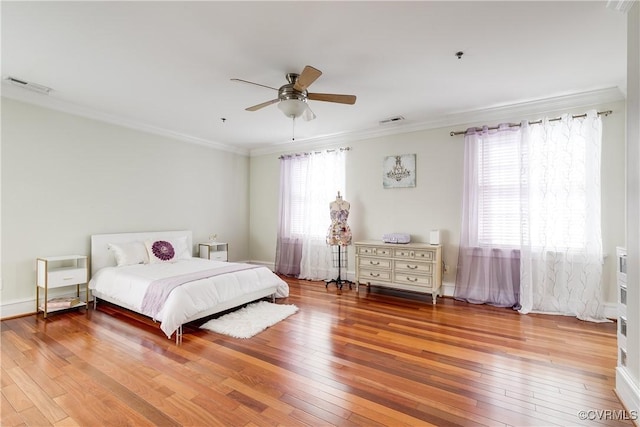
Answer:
xmin=200 ymin=301 xmax=299 ymax=339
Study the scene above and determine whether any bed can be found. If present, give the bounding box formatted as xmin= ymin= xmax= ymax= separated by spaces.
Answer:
xmin=89 ymin=230 xmax=289 ymax=343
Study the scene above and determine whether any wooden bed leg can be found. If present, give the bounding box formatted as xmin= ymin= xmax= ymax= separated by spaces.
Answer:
xmin=175 ymin=325 xmax=183 ymax=345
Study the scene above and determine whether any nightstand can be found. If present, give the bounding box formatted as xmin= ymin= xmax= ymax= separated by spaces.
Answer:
xmin=36 ymin=255 xmax=89 ymax=318
xmin=198 ymin=242 xmax=228 ymax=262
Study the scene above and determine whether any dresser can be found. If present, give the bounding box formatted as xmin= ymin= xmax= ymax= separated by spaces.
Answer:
xmin=355 ymin=240 xmax=443 ymax=304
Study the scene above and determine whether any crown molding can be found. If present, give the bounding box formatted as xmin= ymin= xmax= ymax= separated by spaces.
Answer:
xmin=249 ymin=86 xmax=626 ymax=157
xmin=2 ymin=82 xmax=624 ymax=159
xmin=1 ymin=83 xmax=249 ymax=156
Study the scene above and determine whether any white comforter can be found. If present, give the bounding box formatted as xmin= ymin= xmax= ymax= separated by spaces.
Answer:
xmin=89 ymin=258 xmax=289 ymax=338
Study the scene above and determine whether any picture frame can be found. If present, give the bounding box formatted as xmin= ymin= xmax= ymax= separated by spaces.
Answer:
xmin=383 ymin=154 xmax=416 ymax=188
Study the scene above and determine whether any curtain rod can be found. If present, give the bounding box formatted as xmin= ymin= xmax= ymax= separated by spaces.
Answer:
xmin=278 ymin=146 xmax=351 ymax=159
xmin=449 ymin=110 xmax=613 ymax=136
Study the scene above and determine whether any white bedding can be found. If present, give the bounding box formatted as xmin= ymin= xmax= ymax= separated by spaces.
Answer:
xmin=89 ymin=258 xmax=289 ymax=338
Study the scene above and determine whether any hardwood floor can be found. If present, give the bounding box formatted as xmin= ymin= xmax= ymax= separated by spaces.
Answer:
xmin=1 ymin=277 xmax=633 ymax=427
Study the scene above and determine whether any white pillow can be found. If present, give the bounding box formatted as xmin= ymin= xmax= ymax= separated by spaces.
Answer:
xmin=108 ymin=241 xmax=149 ymax=266
xmin=145 ymin=236 xmax=192 ymax=263
xmin=171 ymin=236 xmax=192 ymax=260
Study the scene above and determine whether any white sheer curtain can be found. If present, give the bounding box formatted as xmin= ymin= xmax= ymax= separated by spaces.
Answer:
xmin=454 ymin=124 xmax=522 ymax=308
xmin=519 ymin=112 xmax=606 ymax=321
xmin=275 ymin=150 xmax=346 ymax=280
xmin=455 ymin=110 xmax=607 ymax=321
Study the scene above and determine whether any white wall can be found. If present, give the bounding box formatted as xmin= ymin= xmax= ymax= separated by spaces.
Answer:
xmin=1 ymin=98 xmax=250 ymax=316
xmin=617 ymin=1 xmax=640 ymax=415
xmin=0 ymin=91 xmax=631 ymax=355
xmin=249 ymin=99 xmax=627 ymax=306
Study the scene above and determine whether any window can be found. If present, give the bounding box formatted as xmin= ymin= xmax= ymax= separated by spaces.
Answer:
xmin=476 ymin=128 xmax=523 ymax=247
xmin=283 ymin=151 xmax=346 ymax=238
xmin=285 ymin=159 xmax=309 ymax=236
xmin=475 ymin=120 xmax=593 ymax=250
xmin=458 ymin=112 xmax=604 ymax=320
xmin=275 ymin=149 xmax=347 ymax=279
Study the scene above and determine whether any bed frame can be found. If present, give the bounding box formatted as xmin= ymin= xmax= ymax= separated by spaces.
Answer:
xmin=90 ymin=230 xmax=277 ymax=344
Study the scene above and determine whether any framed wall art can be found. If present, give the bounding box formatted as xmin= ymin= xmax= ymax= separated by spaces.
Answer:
xmin=383 ymin=154 xmax=416 ymax=188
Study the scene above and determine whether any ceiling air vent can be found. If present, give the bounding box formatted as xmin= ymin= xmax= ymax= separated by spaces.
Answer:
xmin=4 ymin=76 xmax=52 ymax=95
xmin=379 ymin=115 xmax=405 ymax=125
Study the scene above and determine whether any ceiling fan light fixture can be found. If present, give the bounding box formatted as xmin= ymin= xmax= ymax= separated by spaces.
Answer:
xmin=232 ymin=65 xmax=356 ymax=122
xmin=302 ymin=104 xmax=316 ymax=121
xmin=278 ymin=98 xmax=308 ymax=119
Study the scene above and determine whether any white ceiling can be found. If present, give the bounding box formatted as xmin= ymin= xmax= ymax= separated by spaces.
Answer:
xmin=1 ymin=1 xmax=627 ymax=155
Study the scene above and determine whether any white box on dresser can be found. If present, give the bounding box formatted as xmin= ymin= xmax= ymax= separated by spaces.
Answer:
xmin=355 ymin=240 xmax=443 ymax=304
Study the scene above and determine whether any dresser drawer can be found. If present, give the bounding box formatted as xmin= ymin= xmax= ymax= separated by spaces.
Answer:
xmin=208 ymin=251 xmax=228 ymax=261
xmin=357 ymin=246 xmax=376 ymax=255
xmin=359 ymin=269 xmax=392 ymax=282
xmin=357 ymin=246 xmax=392 ymax=257
xmin=358 ymin=257 xmax=392 ymax=269
xmin=393 ymin=248 xmax=437 ymax=260
xmin=47 ymin=267 xmax=88 ymax=288
xmin=394 ymin=260 xmax=433 ymax=274
xmin=393 ymin=248 xmax=415 ymax=258
xmin=376 ymin=247 xmax=392 ymax=256
xmin=414 ymin=250 xmax=436 ymax=261
xmin=393 ymin=272 xmax=433 ymax=287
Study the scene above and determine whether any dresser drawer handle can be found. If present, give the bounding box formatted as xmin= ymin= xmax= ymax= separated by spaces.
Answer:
xmin=369 ymin=273 xmax=380 ymax=277
xmin=406 ymin=277 xmax=418 ymax=282
xmin=369 ymin=261 xmax=380 ymax=266
xmin=406 ymin=265 xmax=418 ymax=269
xmin=63 ymin=277 xmax=74 ymax=280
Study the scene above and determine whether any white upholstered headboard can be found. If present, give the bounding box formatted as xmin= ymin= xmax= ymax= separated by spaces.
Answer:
xmin=90 ymin=230 xmax=193 ymax=274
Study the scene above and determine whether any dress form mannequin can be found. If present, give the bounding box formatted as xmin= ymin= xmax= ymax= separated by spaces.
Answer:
xmin=326 ymin=191 xmax=352 ymax=289
xmin=326 ymin=191 xmax=352 ymax=246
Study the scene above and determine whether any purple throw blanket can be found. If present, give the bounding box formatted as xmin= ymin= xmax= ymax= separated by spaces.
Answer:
xmin=141 ymin=263 xmax=261 ymax=318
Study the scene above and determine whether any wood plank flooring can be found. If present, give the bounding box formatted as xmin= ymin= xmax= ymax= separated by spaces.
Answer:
xmin=1 ymin=277 xmax=632 ymax=426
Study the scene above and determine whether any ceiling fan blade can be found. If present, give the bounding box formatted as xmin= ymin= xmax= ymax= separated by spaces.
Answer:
xmin=293 ymin=65 xmax=322 ymax=92
xmin=308 ymin=93 xmax=357 ymax=105
xmin=231 ymin=78 xmax=278 ymax=91
xmin=246 ymin=98 xmax=279 ymax=111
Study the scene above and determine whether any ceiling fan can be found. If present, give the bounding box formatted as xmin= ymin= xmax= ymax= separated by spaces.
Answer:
xmin=231 ymin=65 xmax=356 ymax=121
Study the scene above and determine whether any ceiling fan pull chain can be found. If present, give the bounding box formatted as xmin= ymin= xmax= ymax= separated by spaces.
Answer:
xmin=292 ymin=117 xmax=296 ymax=141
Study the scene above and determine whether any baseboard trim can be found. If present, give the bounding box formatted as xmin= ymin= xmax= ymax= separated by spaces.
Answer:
xmin=616 ymin=366 xmax=640 ymax=424
xmin=603 ymin=302 xmax=619 ymax=320
xmin=1 ymin=297 xmax=38 ymax=319
xmin=1 ymin=290 xmax=91 ymax=320
xmin=3 ymin=268 xmax=609 ymax=321
xmin=247 ymin=260 xmax=275 ymax=271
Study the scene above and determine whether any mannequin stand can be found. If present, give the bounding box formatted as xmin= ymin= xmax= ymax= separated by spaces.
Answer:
xmin=325 ymin=245 xmax=353 ymax=290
